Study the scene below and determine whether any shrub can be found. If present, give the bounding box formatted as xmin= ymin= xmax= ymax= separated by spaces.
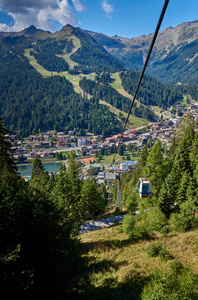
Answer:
xmin=159 ymin=225 xmax=170 ymax=236
xmin=147 ymin=242 xmax=163 ymax=258
xmin=170 ymin=259 xmax=183 ymax=274
xmin=169 ymin=212 xmax=192 ymax=232
xmin=122 ymin=214 xmax=135 ymax=234
xmin=123 ymin=212 xmax=152 ymax=242
xmin=145 ymin=207 xmax=168 ymax=233
xmin=129 ymin=223 xmax=150 ymax=242
xmin=141 ymin=267 xmax=198 ymax=300
xmin=159 ymin=248 xmax=172 ymax=261
xmin=147 ymin=242 xmax=172 ymax=261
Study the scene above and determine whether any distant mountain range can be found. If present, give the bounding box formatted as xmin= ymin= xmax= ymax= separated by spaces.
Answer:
xmin=0 ymin=22 xmax=196 ymax=137
xmin=85 ymin=20 xmax=198 ymax=84
xmin=1 ymin=20 xmax=198 ymax=83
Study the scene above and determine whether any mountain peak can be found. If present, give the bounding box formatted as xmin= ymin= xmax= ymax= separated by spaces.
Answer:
xmin=22 ymin=25 xmax=40 ymax=36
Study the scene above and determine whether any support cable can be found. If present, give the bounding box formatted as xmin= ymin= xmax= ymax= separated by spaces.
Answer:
xmin=112 ymin=0 xmax=170 ymax=165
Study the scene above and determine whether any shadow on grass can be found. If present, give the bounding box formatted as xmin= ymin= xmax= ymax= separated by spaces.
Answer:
xmin=88 ymin=258 xmax=128 ymax=274
xmin=78 ymin=271 xmax=147 ymax=300
xmin=82 ymin=238 xmax=132 ymax=253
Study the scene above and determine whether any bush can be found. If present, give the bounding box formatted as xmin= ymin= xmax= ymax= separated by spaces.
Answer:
xmin=147 ymin=242 xmax=163 ymax=258
xmin=145 ymin=207 xmax=168 ymax=233
xmin=122 ymin=214 xmax=150 ymax=242
xmin=122 ymin=214 xmax=135 ymax=234
xmin=141 ymin=267 xmax=198 ymax=300
xmin=159 ymin=248 xmax=172 ymax=261
xmin=147 ymin=242 xmax=172 ymax=261
xmin=170 ymin=259 xmax=183 ymax=274
xmin=169 ymin=211 xmax=194 ymax=232
xmin=160 ymin=225 xmax=170 ymax=236
xmin=129 ymin=223 xmax=150 ymax=242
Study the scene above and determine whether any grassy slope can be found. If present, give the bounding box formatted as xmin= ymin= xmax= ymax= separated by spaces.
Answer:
xmin=79 ymin=224 xmax=198 ymax=295
xmin=99 ymin=100 xmax=148 ymax=129
xmin=24 ymin=51 xmax=150 ymax=129
xmin=24 ymin=47 xmax=84 ymax=94
xmin=57 ymin=35 xmax=80 ymax=69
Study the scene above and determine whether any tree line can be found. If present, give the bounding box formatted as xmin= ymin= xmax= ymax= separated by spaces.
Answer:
xmin=0 ymin=116 xmax=107 ymax=299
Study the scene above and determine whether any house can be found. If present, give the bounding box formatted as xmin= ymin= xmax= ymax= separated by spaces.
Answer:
xmin=120 ymin=160 xmax=138 ymax=171
xmin=42 ymin=141 xmax=52 ymax=148
xmin=28 ymin=135 xmax=36 ymax=141
xmin=127 ymin=129 xmax=139 ymax=136
xmin=105 ymin=137 xmax=117 ymax=143
xmin=78 ymin=138 xmax=91 ymax=147
xmin=163 ymin=120 xmax=174 ymax=127
xmin=33 ymin=143 xmax=41 ymax=149
xmin=83 ymin=163 xmax=101 ymax=175
xmin=29 ymin=152 xmax=37 ymax=158
xmin=96 ymin=172 xmax=105 ymax=184
xmin=151 ymin=123 xmax=163 ymax=132
xmin=93 ymin=135 xmax=103 ymax=141
xmin=68 ymin=130 xmax=75 ymax=135
xmin=57 ymin=135 xmax=69 ymax=147
xmin=105 ymin=171 xmax=119 ymax=183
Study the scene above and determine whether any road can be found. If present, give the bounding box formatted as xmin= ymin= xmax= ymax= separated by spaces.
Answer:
xmin=79 ymin=214 xmax=126 ymax=234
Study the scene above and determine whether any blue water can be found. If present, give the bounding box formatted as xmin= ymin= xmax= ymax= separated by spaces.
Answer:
xmin=18 ymin=162 xmax=61 ymax=177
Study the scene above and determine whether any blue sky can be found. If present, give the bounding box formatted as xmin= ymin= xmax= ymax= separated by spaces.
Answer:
xmin=0 ymin=0 xmax=198 ymax=37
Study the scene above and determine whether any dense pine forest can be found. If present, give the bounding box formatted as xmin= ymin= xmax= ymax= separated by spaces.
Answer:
xmin=120 ymin=70 xmax=183 ymax=108
xmin=1 ymin=114 xmax=198 ymax=299
xmin=79 ymin=74 xmax=155 ymax=121
xmin=0 ymin=38 xmax=122 ymax=138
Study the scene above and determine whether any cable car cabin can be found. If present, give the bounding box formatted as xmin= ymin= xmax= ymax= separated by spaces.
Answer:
xmin=138 ymin=178 xmax=151 ymax=198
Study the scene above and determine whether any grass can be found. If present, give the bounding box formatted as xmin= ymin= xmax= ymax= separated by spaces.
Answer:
xmin=110 ymin=73 xmax=123 ymax=90
xmin=24 ymin=48 xmax=96 ymax=95
xmin=100 ymin=153 xmax=123 ymax=164
xmin=58 ymin=35 xmax=81 ymax=69
xmin=99 ymin=100 xmax=148 ymax=129
xmin=79 ymin=224 xmax=198 ymax=297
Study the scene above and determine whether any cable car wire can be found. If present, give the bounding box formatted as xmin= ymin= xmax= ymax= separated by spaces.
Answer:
xmin=112 ymin=0 xmax=170 ymax=165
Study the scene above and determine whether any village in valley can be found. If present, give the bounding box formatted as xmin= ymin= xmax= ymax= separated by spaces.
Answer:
xmin=11 ymin=103 xmax=198 ymax=183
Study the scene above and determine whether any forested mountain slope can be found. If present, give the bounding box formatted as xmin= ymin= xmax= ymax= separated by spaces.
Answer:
xmin=0 ymin=24 xmax=190 ymax=138
xmin=0 ymin=38 xmax=122 ymax=138
xmin=85 ymin=20 xmax=198 ymax=84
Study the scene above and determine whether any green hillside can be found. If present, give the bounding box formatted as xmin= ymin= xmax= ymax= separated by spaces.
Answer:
xmin=0 ymin=24 xmax=192 ymax=138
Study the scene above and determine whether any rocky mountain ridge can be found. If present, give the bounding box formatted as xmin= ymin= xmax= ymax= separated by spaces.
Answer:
xmin=85 ymin=20 xmax=198 ymax=83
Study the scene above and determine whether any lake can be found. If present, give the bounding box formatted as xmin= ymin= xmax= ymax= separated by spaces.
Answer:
xmin=18 ymin=162 xmax=62 ymax=177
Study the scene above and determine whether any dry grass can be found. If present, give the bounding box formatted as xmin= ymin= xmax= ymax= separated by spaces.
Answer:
xmin=79 ymin=224 xmax=198 ymax=290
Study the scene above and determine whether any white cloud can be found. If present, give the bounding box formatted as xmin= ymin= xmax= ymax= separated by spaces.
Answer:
xmin=101 ymin=0 xmax=113 ymax=18
xmin=0 ymin=0 xmax=85 ymax=32
xmin=71 ymin=0 xmax=85 ymax=12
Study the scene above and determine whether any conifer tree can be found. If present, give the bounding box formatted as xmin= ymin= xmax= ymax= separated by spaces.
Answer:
xmin=80 ymin=178 xmax=105 ymax=220
xmin=29 ymin=155 xmax=51 ymax=196
xmin=0 ymin=120 xmax=84 ymax=299
xmin=139 ymin=144 xmax=148 ymax=167
xmin=176 ymin=171 xmax=190 ymax=204
xmin=144 ymin=140 xmax=165 ymax=202
xmin=0 ymin=116 xmax=17 ymax=173
xmin=158 ymin=173 xmax=176 ymax=218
